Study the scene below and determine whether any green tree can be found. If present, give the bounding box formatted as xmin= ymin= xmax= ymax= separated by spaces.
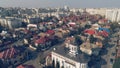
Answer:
xmin=0 ymin=59 xmax=6 ymax=68
xmin=75 ymin=35 xmax=83 ymax=46
xmin=90 ymin=35 xmax=97 ymax=43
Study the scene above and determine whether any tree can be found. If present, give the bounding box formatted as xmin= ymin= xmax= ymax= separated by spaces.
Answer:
xmin=0 ymin=59 xmax=6 ymax=68
xmin=85 ymin=24 xmax=91 ymax=29
xmin=21 ymin=22 xmax=27 ymax=28
xmin=0 ymin=26 xmax=3 ymax=33
xmin=75 ymin=35 xmax=83 ymax=46
xmin=110 ymin=23 xmax=120 ymax=33
xmin=78 ymin=27 xmax=84 ymax=34
xmin=51 ymin=36 xmax=59 ymax=45
xmin=89 ymin=35 xmax=97 ymax=43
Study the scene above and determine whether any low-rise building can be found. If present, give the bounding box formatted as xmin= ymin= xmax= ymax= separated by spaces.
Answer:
xmin=0 ymin=18 xmax=22 ymax=29
xmin=0 ymin=46 xmax=30 ymax=68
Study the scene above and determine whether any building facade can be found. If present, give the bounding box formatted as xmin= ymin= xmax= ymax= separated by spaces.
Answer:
xmin=0 ymin=18 xmax=22 ymax=29
xmin=105 ymin=9 xmax=120 ymax=22
xmin=51 ymin=42 xmax=89 ymax=68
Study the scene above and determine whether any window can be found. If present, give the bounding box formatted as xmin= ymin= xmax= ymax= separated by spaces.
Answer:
xmin=81 ymin=64 xmax=86 ymax=68
xmin=72 ymin=47 xmax=74 ymax=51
xmin=74 ymin=47 xmax=76 ymax=51
xmin=62 ymin=61 xmax=64 ymax=66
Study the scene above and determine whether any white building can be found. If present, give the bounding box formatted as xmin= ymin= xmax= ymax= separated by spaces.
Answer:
xmin=116 ymin=10 xmax=120 ymax=22
xmin=86 ymin=8 xmax=106 ymax=16
xmin=105 ymin=9 xmax=118 ymax=22
xmin=51 ymin=44 xmax=89 ymax=68
xmin=0 ymin=18 xmax=22 ymax=29
xmin=105 ymin=9 xmax=120 ymax=22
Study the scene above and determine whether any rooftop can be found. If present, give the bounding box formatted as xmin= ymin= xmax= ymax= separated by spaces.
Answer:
xmin=52 ymin=45 xmax=90 ymax=63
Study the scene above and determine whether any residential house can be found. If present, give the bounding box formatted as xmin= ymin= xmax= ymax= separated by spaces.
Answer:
xmin=0 ymin=46 xmax=30 ymax=68
xmin=17 ymin=64 xmax=35 ymax=68
xmin=34 ymin=36 xmax=51 ymax=51
xmin=80 ymin=42 xmax=92 ymax=55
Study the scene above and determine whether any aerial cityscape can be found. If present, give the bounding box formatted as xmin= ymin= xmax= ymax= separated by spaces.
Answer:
xmin=0 ymin=0 xmax=120 ymax=68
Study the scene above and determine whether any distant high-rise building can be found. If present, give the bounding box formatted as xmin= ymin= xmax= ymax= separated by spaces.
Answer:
xmin=0 ymin=18 xmax=22 ymax=29
xmin=105 ymin=9 xmax=120 ymax=22
xmin=106 ymin=9 xmax=118 ymax=22
xmin=116 ymin=10 xmax=120 ymax=22
xmin=86 ymin=8 xmax=106 ymax=16
xmin=64 ymin=5 xmax=69 ymax=11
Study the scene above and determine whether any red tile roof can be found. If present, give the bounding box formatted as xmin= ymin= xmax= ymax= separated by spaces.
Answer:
xmin=84 ymin=29 xmax=96 ymax=35
xmin=46 ymin=30 xmax=55 ymax=35
xmin=0 ymin=47 xmax=17 ymax=59
xmin=99 ymin=19 xmax=107 ymax=23
xmin=17 ymin=64 xmax=35 ymax=68
xmin=35 ymin=37 xmax=46 ymax=44
xmin=97 ymin=31 xmax=108 ymax=37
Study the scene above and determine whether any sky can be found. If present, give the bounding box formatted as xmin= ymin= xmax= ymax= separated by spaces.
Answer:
xmin=0 ymin=0 xmax=120 ymax=8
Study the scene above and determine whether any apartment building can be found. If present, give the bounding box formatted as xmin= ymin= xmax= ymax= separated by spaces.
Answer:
xmin=0 ymin=18 xmax=22 ymax=29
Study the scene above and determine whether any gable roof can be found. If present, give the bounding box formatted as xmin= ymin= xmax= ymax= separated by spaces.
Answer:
xmin=17 ymin=64 xmax=35 ymax=68
xmin=35 ymin=37 xmax=46 ymax=44
xmin=97 ymin=30 xmax=109 ymax=37
xmin=46 ymin=30 xmax=55 ymax=35
xmin=0 ymin=47 xmax=17 ymax=59
xmin=84 ymin=29 xmax=96 ymax=35
xmin=0 ymin=46 xmax=26 ymax=59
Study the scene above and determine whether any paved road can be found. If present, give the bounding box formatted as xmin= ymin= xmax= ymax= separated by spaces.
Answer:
xmin=24 ymin=43 xmax=62 ymax=68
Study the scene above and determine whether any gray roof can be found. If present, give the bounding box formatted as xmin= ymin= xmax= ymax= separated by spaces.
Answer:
xmin=52 ymin=45 xmax=90 ymax=63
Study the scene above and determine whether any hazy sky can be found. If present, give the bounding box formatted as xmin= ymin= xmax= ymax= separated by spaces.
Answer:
xmin=0 ymin=0 xmax=119 ymax=8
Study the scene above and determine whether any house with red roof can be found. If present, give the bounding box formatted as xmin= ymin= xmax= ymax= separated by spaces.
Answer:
xmin=0 ymin=46 xmax=30 ymax=68
xmin=0 ymin=47 xmax=17 ymax=59
xmin=17 ymin=64 xmax=35 ymax=68
xmin=84 ymin=29 xmax=96 ymax=35
xmin=97 ymin=30 xmax=109 ymax=37
xmin=68 ymin=22 xmax=76 ymax=27
xmin=35 ymin=37 xmax=46 ymax=45
xmin=46 ymin=30 xmax=55 ymax=36
xmin=34 ymin=36 xmax=51 ymax=51
xmin=98 ymin=19 xmax=108 ymax=24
